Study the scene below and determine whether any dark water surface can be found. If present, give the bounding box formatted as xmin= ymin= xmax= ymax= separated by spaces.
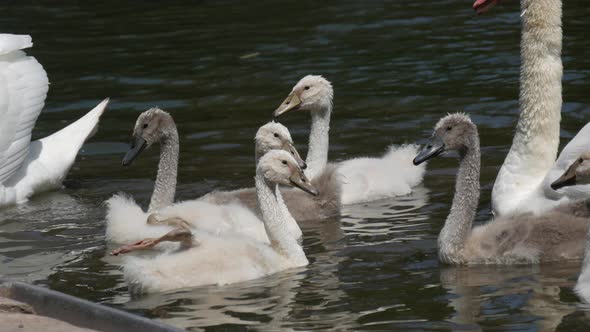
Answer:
xmin=2 ymin=1 xmax=590 ymax=330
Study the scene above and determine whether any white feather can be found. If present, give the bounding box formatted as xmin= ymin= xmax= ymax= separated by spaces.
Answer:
xmin=0 ymin=33 xmax=109 ymax=207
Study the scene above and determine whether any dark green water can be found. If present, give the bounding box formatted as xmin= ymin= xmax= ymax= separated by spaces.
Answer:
xmin=2 ymin=1 xmax=590 ymax=330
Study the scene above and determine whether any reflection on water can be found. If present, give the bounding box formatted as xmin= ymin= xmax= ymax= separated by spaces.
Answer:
xmin=1 ymin=0 xmax=590 ymax=330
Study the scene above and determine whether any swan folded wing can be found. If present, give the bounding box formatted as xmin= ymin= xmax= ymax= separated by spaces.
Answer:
xmin=0 ymin=34 xmax=32 ymax=55
xmin=542 ymin=122 xmax=590 ymax=199
xmin=0 ymin=50 xmax=48 ymax=184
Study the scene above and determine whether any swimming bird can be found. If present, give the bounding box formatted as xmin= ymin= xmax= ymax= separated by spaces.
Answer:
xmin=273 ymin=75 xmax=425 ymax=205
xmin=115 ymin=150 xmax=317 ymax=293
xmin=201 ymin=120 xmax=341 ymax=221
xmin=105 ymin=109 xmax=309 ymax=245
xmin=0 ymin=33 xmax=109 ymax=208
xmin=473 ymin=0 xmax=590 ymax=216
xmin=413 ymin=113 xmax=590 ymax=265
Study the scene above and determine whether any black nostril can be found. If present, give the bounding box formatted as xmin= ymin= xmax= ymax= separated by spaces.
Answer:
xmin=302 ymin=163 xmax=307 ymax=170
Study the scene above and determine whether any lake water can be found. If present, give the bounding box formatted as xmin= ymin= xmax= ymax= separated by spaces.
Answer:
xmin=2 ymin=1 xmax=590 ymax=330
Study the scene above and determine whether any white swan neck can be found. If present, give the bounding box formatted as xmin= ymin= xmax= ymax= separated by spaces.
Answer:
xmin=439 ymin=136 xmax=480 ymax=263
xmin=255 ymin=175 xmax=307 ymax=264
xmin=306 ymin=105 xmax=331 ymax=179
xmin=148 ymin=127 xmax=179 ymax=212
xmin=275 ymin=188 xmax=303 ymax=243
xmin=493 ymin=0 xmax=563 ymax=214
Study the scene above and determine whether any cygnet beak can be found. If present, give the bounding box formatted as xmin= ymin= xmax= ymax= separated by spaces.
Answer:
xmin=283 ymin=141 xmax=306 ymax=170
xmin=273 ymin=92 xmax=302 ymax=119
xmin=550 ymin=158 xmax=582 ymax=190
xmin=290 ymin=170 xmax=318 ymax=196
xmin=413 ymin=136 xmax=445 ymax=166
xmin=122 ymin=135 xmax=147 ymax=166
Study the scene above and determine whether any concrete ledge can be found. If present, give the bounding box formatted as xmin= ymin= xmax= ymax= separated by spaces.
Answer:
xmin=0 ymin=280 xmax=183 ymax=332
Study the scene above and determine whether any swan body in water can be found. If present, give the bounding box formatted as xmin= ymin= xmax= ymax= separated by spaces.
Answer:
xmin=273 ymin=75 xmax=425 ymax=205
xmin=0 ymin=33 xmax=109 ymax=208
xmin=413 ymin=113 xmax=590 ymax=265
xmin=115 ymin=150 xmax=317 ymax=293
xmin=200 ymin=122 xmax=341 ymax=221
xmin=105 ymin=109 xmax=309 ymax=245
xmin=474 ymin=0 xmax=590 ymax=216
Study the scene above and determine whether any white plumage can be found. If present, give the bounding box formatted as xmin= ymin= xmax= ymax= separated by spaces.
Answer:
xmin=0 ymin=33 xmax=109 ymax=207
xmin=119 ymin=150 xmax=313 ymax=293
xmin=105 ymin=112 xmax=304 ymax=246
xmin=487 ymin=0 xmax=590 ymax=216
xmin=273 ymin=75 xmax=425 ymax=205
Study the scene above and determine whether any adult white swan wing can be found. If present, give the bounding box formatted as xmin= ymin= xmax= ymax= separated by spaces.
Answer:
xmin=0 ymin=34 xmax=49 ymax=184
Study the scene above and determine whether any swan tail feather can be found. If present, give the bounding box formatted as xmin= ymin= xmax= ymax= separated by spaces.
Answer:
xmin=339 ymin=144 xmax=426 ymax=204
xmin=10 ymin=98 xmax=110 ymax=195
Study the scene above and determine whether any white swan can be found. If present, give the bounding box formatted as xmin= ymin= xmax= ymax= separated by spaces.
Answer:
xmin=116 ymin=150 xmax=317 ymax=293
xmin=413 ymin=113 xmax=590 ymax=265
xmin=473 ymin=0 xmax=590 ymax=216
xmin=0 ymin=34 xmax=109 ymax=208
xmin=105 ymin=109 xmax=310 ymax=245
xmin=272 ymin=75 xmax=425 ymax=205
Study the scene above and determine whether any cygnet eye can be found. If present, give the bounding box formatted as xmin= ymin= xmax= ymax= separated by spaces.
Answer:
xmin=446 ymin=126 xmax=452 ymax=131
xmin=274 ymin=133 xmax=279 ymax=138
xmin=282 ymin=160 xmax=288 ymax=165
xmin=143 ymin=123 xmax=148 ymax=129
xmin=304 ymin=86 xmax=310 ymax=90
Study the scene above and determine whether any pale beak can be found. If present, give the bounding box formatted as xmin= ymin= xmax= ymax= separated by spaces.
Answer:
xmin=283 ymin=141 xmax=307 ymax=170
xmin=413 ymin=136 xmax=445 ymax=165
xmin=122 ymin=135 xmax=147 ymax=166
xmin=550 ymin=159 xmax=582 ymax=190
xmin=289 ymin=170 xmax=318 ymax=196
xmin=273 ymin=92 xmax=302 ymax=119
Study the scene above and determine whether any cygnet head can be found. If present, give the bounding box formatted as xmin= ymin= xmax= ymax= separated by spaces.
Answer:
xmin=273 ymin=75 xmax=333 ymax=118
xmin=258 ymin=150 xmax=318 ymax=196
xmin=255 ymin=122 xmax=306 ymax=169
xmin=413 ymin=113 xmax=477 ymax=165
xmin=551 ymin=152 xmax=590 ymax=190
xmin=123 ymin=108 xmax=176 ymax=166
xmin=472 ymin=0 xmax=502 ymax=14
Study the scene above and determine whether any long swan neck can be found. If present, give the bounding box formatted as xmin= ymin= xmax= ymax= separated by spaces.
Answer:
xmin=148 ymin=127 xmax=179 ymax=212
xmin=255 ymin=175 xmax=307 ymax=264
xmin=494 ymin=0 xmax=562 ymax=212
xmin=439 ymin=134 xmax=480 ymax=263
xmin=306 ymin=104 xmax=331 ymax=179
xmin=275 ymin=188 xmax=303 ymax=243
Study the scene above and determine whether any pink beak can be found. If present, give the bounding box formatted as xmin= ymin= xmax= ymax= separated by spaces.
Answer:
xmin=473 ymin=0 xmax=500 ymax=15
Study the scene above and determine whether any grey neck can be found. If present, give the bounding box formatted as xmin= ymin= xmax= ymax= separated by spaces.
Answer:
xmin=306 ymin=104 xmax=331 ymax=179
xmin=439 ymin=134 xmax=481 ymax=263
xmin=148 ymin=127 xmax=179 ymax=212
